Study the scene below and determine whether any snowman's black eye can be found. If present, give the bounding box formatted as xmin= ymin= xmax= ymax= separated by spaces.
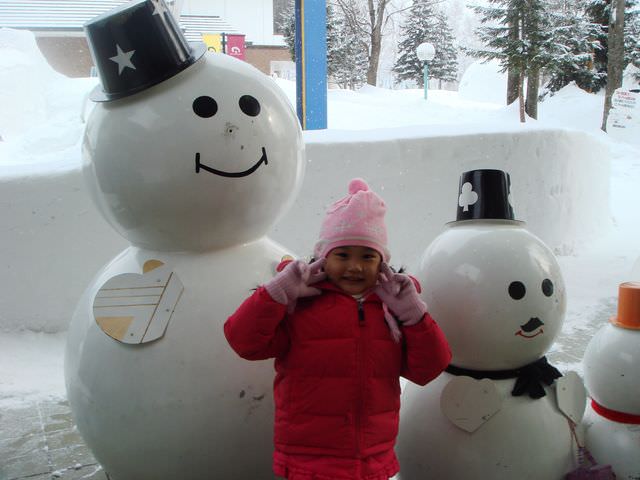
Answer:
xmin=508 ymin=281 xmax=526 ymax=300
xmin=193 ymin=96 xmax=218 ymax=118
xmin=239 ymin=95 xmax=260 ymax=116
xmin=542 ymin=279 xmax=554 ymax=297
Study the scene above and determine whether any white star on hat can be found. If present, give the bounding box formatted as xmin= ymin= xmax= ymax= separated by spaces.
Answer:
xmin=151 ymin=0 xmax=169 ymax=16
xmin=109 ymin=44 xmax=136 ymax=75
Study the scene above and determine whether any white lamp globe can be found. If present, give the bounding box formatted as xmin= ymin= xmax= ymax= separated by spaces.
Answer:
xmin=416 ymin=42 xmax=436 ymax=62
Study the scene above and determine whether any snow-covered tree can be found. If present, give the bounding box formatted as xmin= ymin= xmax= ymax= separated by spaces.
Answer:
xmin=334 ymin=0 xmax=414 ymax=86
xmin=543 ymin=0 xmax=606 ymax=94
xmin=430 ymin=12 xmax=459 ymax=86
xmin=470 ymin=0 xmax=554 ymax=120
xmin=279 ymin=1 xmax=296 ymax=60
xmin=393 ymin=1 xmax=458 ymax=87
xmin=279 ymin=1 xmax=368 ymax=89
xmin=602 ymin=0 xmax=627 ymax=130
xmin=625 ymin=5 xmax=640 ymax=79
xmin=393 ymin=1 xmax=438 ymax=86
xmin=327 ymin=2 xmax=369 ymax=88
xmin=580 ymin=0 xmax=638 ymax=92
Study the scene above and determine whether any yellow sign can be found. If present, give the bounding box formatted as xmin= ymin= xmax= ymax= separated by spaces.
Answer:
xmin=202 ymin=33 xmax=223 ymax=53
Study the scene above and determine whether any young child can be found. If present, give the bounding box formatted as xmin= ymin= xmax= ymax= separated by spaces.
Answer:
xmin=224 ymin=178 xmax=451 ymax=480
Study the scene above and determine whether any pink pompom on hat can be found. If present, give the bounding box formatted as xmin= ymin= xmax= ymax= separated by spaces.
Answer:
xmin=314 ymin=178 xmax=390 ymax=262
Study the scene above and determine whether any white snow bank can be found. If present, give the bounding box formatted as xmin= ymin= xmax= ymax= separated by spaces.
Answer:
xmin=0 ymin=28 xmax=99 ymax=164
xmin=0 ymin=331 xmax=66 ymax=408
xmin=0 ymin=167 xmax=128 ymax=333
xmin=0 ymin=29 xmax=615 ymax=333
xmin=274 ymin=128 xmax=611 ymax=268
xmin=458 ymin=60 xmax=509 ymax=104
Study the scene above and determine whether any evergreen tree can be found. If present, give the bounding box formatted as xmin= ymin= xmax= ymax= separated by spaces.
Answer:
xmin=581 ymin=0 xmax=638 ymax=91
xmin=543 ymin=0 xmax=605 ymax=94
xmin=602 ymin=0 xmax=629 ymax=129
xmin=584 ymin=0 xmax=611 ymax=92
xmin=280 ymin=1 xmax=296 ymax=61
xmin=625 ymin=6 xmax=640 ymax=79
xmin=470 ymin=0 xmax=553 ymax=120
xmin=393 ymin=1 xmax=458 ymax=87
xmin=429 ymin=12 xmax=459 ymax=87
xmin=327 ymin=2 xmax=369 ymax=89
xmin=279 ymin=1 xmax=368 ymax=89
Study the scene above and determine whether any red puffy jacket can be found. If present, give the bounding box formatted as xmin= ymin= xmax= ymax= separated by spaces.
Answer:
xmin=224 ymin=281 xmax=451 ymax=478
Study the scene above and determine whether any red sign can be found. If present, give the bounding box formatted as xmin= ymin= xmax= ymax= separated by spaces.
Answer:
xmin=225 ymin=34 xmax=246 ymax=61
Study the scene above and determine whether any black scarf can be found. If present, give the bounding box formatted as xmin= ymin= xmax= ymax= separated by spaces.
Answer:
xmin=445 ymin=356 xmax=562 ymax=399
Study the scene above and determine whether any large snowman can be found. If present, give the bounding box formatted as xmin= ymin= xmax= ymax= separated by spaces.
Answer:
xmin=64 ymin=1 xmax=304 ymax=479
xmin=397 ymin=169 xmax=586 ymax=479
xmin=582 ymin=282 xmax=640 ymax=479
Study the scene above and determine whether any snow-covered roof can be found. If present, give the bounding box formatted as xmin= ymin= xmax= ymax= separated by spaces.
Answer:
xmin=0 ymin=0 xmax=239 ymax=41
xmin=180 ymin=14 xmax=239 ymax=43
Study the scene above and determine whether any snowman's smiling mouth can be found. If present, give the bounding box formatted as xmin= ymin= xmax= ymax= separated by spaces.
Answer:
xmin=515 ymin=317 xmax=544 ymax=339
xmin=195 ymin=147 xmax=268 ymax=177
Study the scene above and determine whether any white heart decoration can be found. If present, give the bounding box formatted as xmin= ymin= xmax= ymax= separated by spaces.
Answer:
xmin=92 ymin=260 xmax=183 ymax=344
xmin=556 ymin=371 xmax=587 ymax=424
xmin=441 ymin=376 xmax=502 ymax=433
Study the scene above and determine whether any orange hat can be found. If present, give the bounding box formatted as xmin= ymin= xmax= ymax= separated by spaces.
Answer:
xmin=610 ymin=282 xmax=640 ymax=330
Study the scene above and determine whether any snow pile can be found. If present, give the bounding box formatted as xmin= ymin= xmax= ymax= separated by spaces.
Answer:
xmin=622 ymin=63 xmax=640 ymax=91
xmin=0 ymin=28 xmax=98 ymax=169
xmin=539 ymin=83 xmax=606 ymax=133
xmin=0 ymin=28 xmax=61 ymax=139
xmin=458 ymin=59 xmax=508 ymax=104
xmin=0 ymin=332 xmax=66 ymax=408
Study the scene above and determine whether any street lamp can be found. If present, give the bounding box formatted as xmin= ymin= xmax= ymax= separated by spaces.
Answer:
xmin=416 ymin=42 xmax=436 ymax=100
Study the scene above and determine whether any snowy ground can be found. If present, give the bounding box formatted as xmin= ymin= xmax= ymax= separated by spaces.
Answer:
xmin=1 ymin=30 xmax=640 ymax=412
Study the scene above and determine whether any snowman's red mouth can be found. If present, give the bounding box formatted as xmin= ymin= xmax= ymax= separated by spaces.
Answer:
xmin=515 ymin=329 xmax=544 ymax=339
xmin=515 ymin=317 xmax=544 ymax=339
xmin=195 ymin=147 xmax=268 ymax=177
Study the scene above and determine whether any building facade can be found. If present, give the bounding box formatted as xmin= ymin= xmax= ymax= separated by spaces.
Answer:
xmin=0 ymin=0 xmax=292 ymax=77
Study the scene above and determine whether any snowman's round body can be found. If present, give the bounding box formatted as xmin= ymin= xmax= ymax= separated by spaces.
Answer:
xmin=400 ymin=373 xmax=574 ymax=479
xmin=397 ymin=220 xmax=580 ymax=480
xmin=65 ymin=50 xmax=304 ymax=479
xmin=66 ymin=241 xmax=287 ymax=478
xmin=583 ymin=323 xmax=640 ymax=479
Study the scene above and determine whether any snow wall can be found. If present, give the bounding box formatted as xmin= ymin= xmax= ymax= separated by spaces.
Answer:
xmin=0 ymin=128 xmax=610 ymax=333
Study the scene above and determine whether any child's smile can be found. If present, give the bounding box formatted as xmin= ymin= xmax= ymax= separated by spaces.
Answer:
xmin=324 ymin=246 xmax=382 ymax=296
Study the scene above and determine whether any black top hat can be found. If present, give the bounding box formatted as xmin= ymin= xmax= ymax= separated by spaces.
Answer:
xmin=455 ymin=169 xmax=516 ymax=221
xmin=85 ymin=0 xmax=206 ymax=102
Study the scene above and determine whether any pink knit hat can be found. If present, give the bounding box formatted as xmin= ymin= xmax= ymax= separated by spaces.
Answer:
xmin=314 ymin=178 xmax=390 ymax=262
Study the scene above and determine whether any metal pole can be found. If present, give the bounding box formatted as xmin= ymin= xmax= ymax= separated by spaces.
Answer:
xmin=423 ymin=61 xmax=429 ymax=100
xmin=295 ymin=0 xmax=328 ymax=130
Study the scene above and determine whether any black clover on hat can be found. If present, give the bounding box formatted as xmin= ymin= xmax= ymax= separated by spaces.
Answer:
xmin=85 ymin=0 xmax=206 ymax=102
xmin=456 ymin=169 xmax=516 ymax=221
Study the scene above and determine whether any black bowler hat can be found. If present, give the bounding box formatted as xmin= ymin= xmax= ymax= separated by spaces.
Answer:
xmin=455 ymin=169 xmax=516 ymax=221
xmin=85 ymin=0 xmax=206 ymax=102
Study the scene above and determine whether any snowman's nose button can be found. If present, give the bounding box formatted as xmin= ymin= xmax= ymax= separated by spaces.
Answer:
xmin=521 ymin=317 xmax=544 ymax=332
xmin=224 ymin=123 xmax=238 ymax=135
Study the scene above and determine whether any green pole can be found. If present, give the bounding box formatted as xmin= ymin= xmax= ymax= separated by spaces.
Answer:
xmin=423 ymin=62 xmax=429 ymax=100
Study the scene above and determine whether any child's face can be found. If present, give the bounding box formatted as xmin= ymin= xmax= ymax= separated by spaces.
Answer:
xmin=324 ymin=246 xmax=382 ymax=295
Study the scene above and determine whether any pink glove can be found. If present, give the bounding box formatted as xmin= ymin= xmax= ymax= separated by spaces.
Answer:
xmin=264 ymin=258 xmax=326 ymax=313
xmin=374 ymin=263 xmax=427 ymax=327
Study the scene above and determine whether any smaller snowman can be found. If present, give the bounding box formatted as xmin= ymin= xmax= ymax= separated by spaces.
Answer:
xmin=583 ymin=282 xmax=640 ymax=479
xmin=397 ymin=169 xmax=586 ymax=479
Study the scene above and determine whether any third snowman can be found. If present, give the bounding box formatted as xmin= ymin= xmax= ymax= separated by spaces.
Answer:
xmin=397 ymin=169 xmax=586 ymax=479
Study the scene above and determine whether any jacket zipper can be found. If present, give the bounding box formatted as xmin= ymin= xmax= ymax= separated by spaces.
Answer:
xmin=355 ymin=298 xmax=365 ymax=457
